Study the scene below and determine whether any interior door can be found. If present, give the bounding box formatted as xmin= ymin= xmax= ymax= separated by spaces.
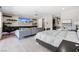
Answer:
xmin=42 ymin=18 xmax=45 ymax=30
xmin=53 ymin=18 xmax=56 ymax=30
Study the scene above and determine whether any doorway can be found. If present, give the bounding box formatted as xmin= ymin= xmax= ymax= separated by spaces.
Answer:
xmin=53 ymin=18 xmax=56 ymax=30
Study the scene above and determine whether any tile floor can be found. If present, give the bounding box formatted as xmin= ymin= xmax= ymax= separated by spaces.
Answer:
xmin=0 ymin=35 xmax=51 ymax=52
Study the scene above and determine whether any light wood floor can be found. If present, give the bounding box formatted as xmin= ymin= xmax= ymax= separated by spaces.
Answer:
xmin=0 ymin=35 xmax=51 ymax=52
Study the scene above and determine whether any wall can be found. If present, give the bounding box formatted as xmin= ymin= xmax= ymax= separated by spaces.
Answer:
xmin=43 ymin=15 xmax=53 ymax=30
xmin=37 ymin=15 xmax=53 ymax=30
xmin=37 ymin=18 xmax=43 ymax=28
xmin=60 ymin=7 xmax=79 ymax=30
xmin=0 ymin=12 xmax=2 ymax=39
xmin=61 ymin=7 xmax=79 ymax=25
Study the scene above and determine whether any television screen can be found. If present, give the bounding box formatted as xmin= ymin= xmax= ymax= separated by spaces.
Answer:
xmin=18 ymin=17 xmax=30 ymax=22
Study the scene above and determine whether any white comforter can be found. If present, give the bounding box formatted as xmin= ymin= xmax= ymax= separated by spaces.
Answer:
xmin=35 ymin=30 xmax=79 ymax=47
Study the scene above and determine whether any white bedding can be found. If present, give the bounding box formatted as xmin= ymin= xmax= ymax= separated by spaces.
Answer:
xmin=64 ymin=31 xmax=79 ymax=43
xmin=35 ymin=30 xmax=60 ymax=42
xmin=35 ymin=30 xmax=79 ymax=47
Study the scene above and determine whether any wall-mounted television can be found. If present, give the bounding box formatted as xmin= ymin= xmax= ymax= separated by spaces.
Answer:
xmin=18 ymin=17 xmax=30 ymax=22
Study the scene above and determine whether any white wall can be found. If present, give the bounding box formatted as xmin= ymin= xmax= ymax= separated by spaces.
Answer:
xmin=43 ymin=15 xmax=53 ymax=30
xmin=61 ymin=8 xmax=79 ymax=25
xmin=37 ymin=18 xmax=43 ymax=28
xmin=45 ymin=16 xmax=53 ymax=30
xmin=0 ymin=12 xmax=2 ymax=39
xmin=37 ymin=15 xmax=53 ymax=30
xmin=60 ymin=7 xmax=79 ymax=30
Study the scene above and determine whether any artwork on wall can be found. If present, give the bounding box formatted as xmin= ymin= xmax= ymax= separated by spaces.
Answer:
xmin=18 ymin=17 xmax=30 ymax=22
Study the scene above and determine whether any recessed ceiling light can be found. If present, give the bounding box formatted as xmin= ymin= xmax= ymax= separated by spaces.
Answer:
xmin=62 ymin=8 xmax=65 ymax=10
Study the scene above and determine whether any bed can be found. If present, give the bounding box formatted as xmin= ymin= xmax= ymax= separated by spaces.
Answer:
xmin=35 ymin=30 xmax=79 ymax=52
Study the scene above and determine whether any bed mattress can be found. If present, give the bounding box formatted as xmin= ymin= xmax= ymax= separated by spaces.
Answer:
xmin=35 ymin=30 xmax=79 ymax=48
xmin=64 ymin=31 xmax=79 ymax=43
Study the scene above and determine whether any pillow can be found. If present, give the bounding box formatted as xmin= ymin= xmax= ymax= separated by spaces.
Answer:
xmin=61 ymin=25 xmax=76 ymax=31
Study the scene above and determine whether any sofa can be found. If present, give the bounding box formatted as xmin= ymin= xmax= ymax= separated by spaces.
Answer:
xmin=15 ymin=27 xmax=41 ymax=39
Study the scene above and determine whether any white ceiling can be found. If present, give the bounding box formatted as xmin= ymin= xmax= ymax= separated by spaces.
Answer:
xmin=1 ymin=6 xmax=79 ymax=18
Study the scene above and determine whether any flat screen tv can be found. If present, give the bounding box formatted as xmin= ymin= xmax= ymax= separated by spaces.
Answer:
xmin=18 ymin=17 xmax=30 ymax=22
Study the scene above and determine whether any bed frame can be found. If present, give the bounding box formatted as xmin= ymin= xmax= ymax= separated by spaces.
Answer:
xmin=36 ymin=39 xmax=79 ymax=52
xmin=36 ymin=39 xmax=57 ymax=52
